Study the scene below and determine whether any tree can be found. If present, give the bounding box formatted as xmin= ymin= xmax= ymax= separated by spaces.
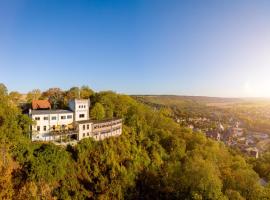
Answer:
xmin=9 ymin=91 xmax=22 ymax=105
xmin=42 ymin=88 xmax=64 ymax=109
xmin=0 ymin=146 xmax=16 ymax=200
xmin=0 ymin=83 xmax=8 ymax=96
xmin=225 ymin=190 xmax=245 ymax=200
xmin=27 ymin=144 xmax=69 ymax=183
xmin=80 ymin=85 xmax=94 ymax=99
xmin=178 ymin=156 xmax=225 ymax=199
xmin=66 ymin=87 xmax=80 ymax=100
xmin=254 ymin=152 xmax=270 ymax=181
xmin=26 ymin=89 xmax=41 ymax=102
xmin=90 ymin=103 xmax=105 ymax=120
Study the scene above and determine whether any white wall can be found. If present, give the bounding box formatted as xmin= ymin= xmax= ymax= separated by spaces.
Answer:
xmin=78 ymin=122 xmax=92 ymax=140
xmin=77 ymin=121 xmax=122 ymax=141
xmin=31 ymin=113 xmax=74 ymax=140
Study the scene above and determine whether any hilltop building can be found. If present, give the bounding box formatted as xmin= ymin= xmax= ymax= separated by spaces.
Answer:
xmin=29 ymin=99 xmax=122 ymax=142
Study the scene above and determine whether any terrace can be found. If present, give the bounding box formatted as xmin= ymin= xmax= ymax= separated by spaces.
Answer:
xmin=32 ymin=123 xmax=79 ymax=142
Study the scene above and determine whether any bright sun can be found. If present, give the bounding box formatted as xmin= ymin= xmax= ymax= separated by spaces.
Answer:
xmin=244 ymin=80 xmax=270 ymax=98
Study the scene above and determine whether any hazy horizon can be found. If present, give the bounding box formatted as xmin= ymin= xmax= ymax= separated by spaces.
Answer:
xmin=1 ymin=0 xmax=270 ymax=97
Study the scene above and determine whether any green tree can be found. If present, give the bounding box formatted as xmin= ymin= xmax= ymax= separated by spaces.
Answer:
xmin=90 ymin=103 xmax=105 ymax=120
xmin=80 ymin=85 xmax=94 ymax=99
xmin=254 ymin=152 xmax=270 ymax=181
xmin=178 ymin=156 xmax=225 ymax=199
xmin=27 ymin=144 xmax=69 ymax=183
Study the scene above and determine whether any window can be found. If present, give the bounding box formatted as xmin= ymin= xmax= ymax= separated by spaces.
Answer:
xmin=43 ymin=117 xmax=48 ymax=120
xmin=87 ymin=132 xmax=89 ymax=136
xmin=83 ymin=133 xmax=85 ymax=137
xmin=87 ymin=124 xmax=89 ymax=130
xmin=83 ymin=125 xmax=85 ymax=130
xmin=67 ymin=115 xmax=72 ymax=119
xmin=52 ymin=125 xmax=56 ymax=130
xmin=61 ymin=116 xmax=66 ymax=120
xmin=37 ymin=126 xmax=40 ymax=131
xmin=79 ymin=114 xmax=85 ymax=118
xmin=43 ymin=126 xmax=46 ymax=131
xmin=35 ymin=117 xmax=40 ymax=121
xmin=51 ymin=116 xmax=57 ymax=120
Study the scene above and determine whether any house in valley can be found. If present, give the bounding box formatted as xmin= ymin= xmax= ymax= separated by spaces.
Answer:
xmin=206 ymin=131 xmax=221 ymax=141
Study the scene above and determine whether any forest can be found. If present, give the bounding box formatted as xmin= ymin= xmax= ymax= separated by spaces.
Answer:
xmin=1 ymin=84 xmax=270 ymax=200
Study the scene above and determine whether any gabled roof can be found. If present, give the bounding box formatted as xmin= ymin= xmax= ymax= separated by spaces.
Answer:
xmin=32 ymin=100 xmax=51 ymax=110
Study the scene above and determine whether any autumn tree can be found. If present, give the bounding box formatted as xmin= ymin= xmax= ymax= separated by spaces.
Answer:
xmin=42 ymin=88 xmax=64 ymax=109
xmin=0 ymin=83 xmax=8 ymax=96
xmin=66 ymin=87 xmax=80 ymax=100
xmin=0 ymin=145 xmax=16 ymax=200
xmin=9 ymin=91 xmax=22 ymax=105
xmin=26 ymin=89 xmax=41 ymax=102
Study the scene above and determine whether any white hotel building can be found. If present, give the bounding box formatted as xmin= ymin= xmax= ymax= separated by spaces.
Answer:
xmin=30 ymin=99 xmax=122 ymax=142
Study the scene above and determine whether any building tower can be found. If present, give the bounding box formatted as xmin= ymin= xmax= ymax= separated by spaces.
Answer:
xmin=68 ymin=99 xmax=90 ymax=122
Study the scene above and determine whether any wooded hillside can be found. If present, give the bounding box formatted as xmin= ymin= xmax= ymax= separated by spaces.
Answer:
xmin=1 ymin=85 xmax=270 ymax=199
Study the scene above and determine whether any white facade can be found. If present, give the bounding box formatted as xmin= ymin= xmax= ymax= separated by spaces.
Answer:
xmin=30 ymin=110 xmax=74 ymax=141
xmin=29 ymin=99 xmax=122 ymax=142
xmin=78 ymin=119 xmax=122 ymax=141
xmin=68 ymin=99 xmax=90 ymax=121
xmin=78 ymin=121 xmax=93 ymax=140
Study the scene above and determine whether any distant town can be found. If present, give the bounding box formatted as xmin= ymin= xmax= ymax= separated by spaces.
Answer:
xmin=182 ymin=117 xmax=262 ymax=158
xmin=136 ymin=95 xmax=270 ymax=159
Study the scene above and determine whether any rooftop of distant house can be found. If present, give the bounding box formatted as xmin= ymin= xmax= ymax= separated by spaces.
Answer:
xmin=32 ymin=100 xmax=51 ymax=110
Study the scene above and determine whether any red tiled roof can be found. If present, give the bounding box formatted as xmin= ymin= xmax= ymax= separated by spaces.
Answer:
xmin=32 ymin=100 xmax=51 ymax=110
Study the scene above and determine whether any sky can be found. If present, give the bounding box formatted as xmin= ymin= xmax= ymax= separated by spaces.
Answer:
xmin=1 ymin=0 xmax=270 ymax=97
